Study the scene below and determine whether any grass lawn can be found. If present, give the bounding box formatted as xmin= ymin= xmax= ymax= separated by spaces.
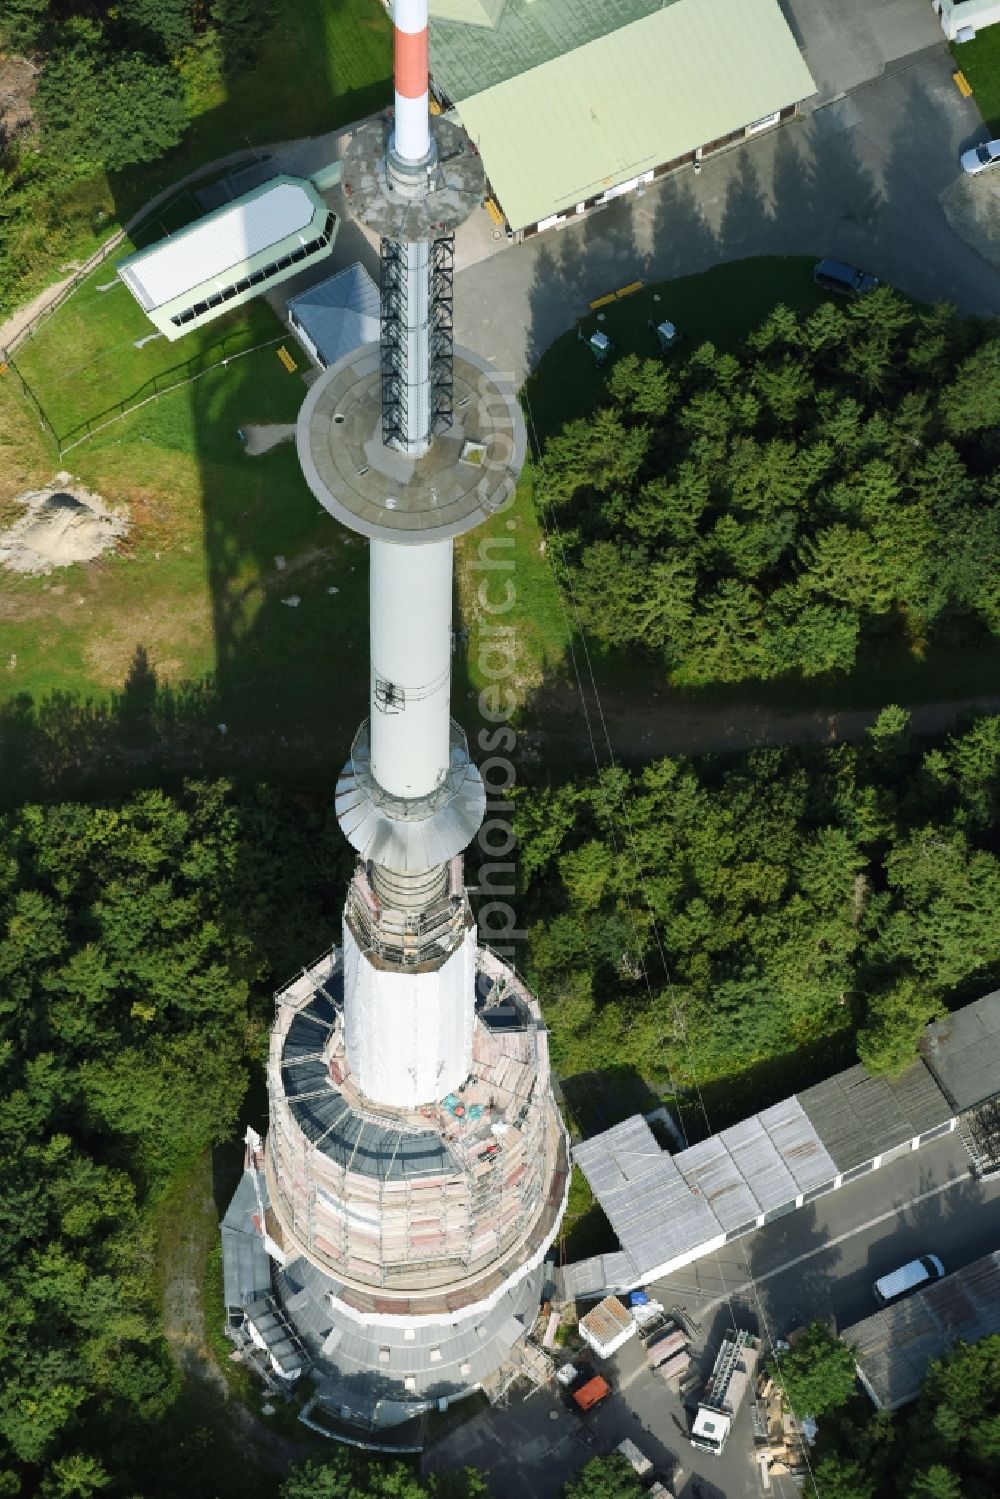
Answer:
xmin=455 ymin=463 xmax=572 ymax=710
xmin=0 ymin=304 xmax=370 ymax=803
xmin=2 ymin=254 xmax=996 ymax=808
xmin=952 ymin=30 xmax=1000 ymax=131
xmin=13 ymin=251 xmax=291 ymax=446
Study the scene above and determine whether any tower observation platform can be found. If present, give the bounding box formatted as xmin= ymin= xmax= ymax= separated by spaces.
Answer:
xmin=222 ymin=0 xmax=568 ymax=1437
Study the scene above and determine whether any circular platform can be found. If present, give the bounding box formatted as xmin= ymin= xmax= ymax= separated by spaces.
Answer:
xmin=296 ymin=343 xmax=528 ymax=543
xmin=342 ymin=116 xmax=485 ymax=241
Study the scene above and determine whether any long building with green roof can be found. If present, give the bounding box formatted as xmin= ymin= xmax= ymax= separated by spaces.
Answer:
xmin=425 ymin=0 xmax=816 ymax=233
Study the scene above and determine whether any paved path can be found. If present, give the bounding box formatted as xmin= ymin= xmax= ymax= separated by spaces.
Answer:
xmin=243 ymin=422 xmax=296 ymax=455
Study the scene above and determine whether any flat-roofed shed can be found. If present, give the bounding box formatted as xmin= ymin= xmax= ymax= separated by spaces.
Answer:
xmin=117 ymin=176 xmax=336 ymax=340
xmin=843 ymin=1249 xmax=1000 ymax=1410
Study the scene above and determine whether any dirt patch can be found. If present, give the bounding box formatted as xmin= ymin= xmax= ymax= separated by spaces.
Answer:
xmin=0 ymin=474 xmax=128 ymax=575
xmin=158 ymin=1153 xmax=310 ymax=1472
xmin=161 ymin=1183 xmax=229 ymax=1396
xmin=244 ymin=423 xmax=296 ymax=456
xmin=0 ymin=57 xmax=38 ymax=147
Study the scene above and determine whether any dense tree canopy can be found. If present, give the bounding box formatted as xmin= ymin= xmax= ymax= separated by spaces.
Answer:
xmin=281 ymin=1453 xmax=488 ymax=1499
xmin=817 ymin=1335 xmax=1000 ymax=1499
xmin=1 ymin=0 xmax=275 ymax=304
xmin=562 ymin=1454 xmax=646 ymax=1499
xmin=34 ymin=21 xmax=189 ymax=172
xmin=0 ymin=779 xmax=346 ymax=1498
xmin=539 ymin=297 xmax=1000 ymax=686
xmin=510 ymin=710 xmax=1000 ymax=1097
xmin=769 ymin=1322 xmax=858 ymax=1418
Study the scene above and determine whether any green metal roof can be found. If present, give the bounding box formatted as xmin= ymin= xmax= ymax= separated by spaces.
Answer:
xmin=456 ymin=0 xmax=816 ymax=230
xmin=429 ymin=0 xmax=510 ymax=30
xmin=430 ymin=0 xmax=668 ymax=102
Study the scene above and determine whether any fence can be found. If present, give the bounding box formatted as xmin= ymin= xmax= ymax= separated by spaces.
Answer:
xmin=56 ymin=334 xmax=290 ymax=456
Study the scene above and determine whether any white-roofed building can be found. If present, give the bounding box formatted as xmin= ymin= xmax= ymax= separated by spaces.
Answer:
xmin=117 ymin=175 xmax=337 ymax=340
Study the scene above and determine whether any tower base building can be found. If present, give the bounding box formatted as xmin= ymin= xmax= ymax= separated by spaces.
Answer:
xmin=223 ymin=940 xmax=568 ymax=1434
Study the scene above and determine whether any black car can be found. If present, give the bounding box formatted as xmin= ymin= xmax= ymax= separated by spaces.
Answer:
xmin=813 ymin=257 xmax=879 ymax=296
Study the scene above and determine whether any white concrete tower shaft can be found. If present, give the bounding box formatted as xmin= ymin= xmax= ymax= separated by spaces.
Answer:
xmin=369 ymin=537 xmax=452 ymax=801
xmin=305 ymin=0 xmax=524 ymax=1113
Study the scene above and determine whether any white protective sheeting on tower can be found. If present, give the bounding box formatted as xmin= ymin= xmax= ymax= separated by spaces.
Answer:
xmin=343 ymin=921 xmax=476 ymax=1107
xmin=370 ymin=538 xmax=453 ymax=801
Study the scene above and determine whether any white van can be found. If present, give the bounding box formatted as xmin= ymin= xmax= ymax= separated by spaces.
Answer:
xmin=873 ymin=1254 xmax=945 ymax=1306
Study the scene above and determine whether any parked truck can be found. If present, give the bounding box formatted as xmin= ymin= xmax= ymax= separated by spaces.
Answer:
xmin=689 ymin=1329 xmax=761 ymax=1456
xmin=571 ymin=1373 xmax=612 ymax=1412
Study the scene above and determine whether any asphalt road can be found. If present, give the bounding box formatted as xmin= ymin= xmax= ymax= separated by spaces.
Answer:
xmin=424 ymin=1133 xmax=1000 ymax=1499
xmin=452 ymin=33 xmax=1000 ymax=384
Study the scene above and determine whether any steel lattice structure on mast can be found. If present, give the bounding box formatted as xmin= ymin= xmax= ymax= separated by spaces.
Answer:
xmin=222 ymin=1 xmax=569 ymax=1436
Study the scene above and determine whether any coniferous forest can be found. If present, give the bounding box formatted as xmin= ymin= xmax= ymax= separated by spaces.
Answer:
xmin=515 ymin=708 xmax=1000 ymax=1101
xmin=541 ymin=293 xmax=1000 ymax=684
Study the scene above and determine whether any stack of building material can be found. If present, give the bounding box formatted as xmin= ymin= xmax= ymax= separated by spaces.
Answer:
xmin=647 ymin=1326 xmax=686 ymax=1367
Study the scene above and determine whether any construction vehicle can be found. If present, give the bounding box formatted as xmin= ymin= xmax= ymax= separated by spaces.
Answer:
xmin=689 ymin=1329 xmax=760 ymax=1456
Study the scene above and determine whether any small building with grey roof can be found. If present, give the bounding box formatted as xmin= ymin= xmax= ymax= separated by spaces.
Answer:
xmin=921 ymin=989 xmax=1000 ymax=1178
xmin=424 ymin=0 xmax=816 ymax=234
xmin=562 ymin=993 xmax=1000 ymax=1301
xmin=843 ymin=1249 xmax=1000 ymax=1410
xmin=287 ymin=263 xmax=380 ymax=369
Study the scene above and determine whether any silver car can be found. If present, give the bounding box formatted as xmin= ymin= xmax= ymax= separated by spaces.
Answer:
xmin=960 ymin=138 xmax=1000 ymax=175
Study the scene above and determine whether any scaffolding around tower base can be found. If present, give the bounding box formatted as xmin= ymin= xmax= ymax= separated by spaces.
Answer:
xmin=264 ymin=945 xmax=569 ymax=1304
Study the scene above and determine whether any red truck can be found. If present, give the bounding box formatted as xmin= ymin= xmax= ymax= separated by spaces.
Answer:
xmin=571 ymin=1374 xmax=612 ymax=1412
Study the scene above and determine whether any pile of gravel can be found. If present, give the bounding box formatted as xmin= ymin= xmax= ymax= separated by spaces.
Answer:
xmin=0 ymin=474 xmax=129 ymax=575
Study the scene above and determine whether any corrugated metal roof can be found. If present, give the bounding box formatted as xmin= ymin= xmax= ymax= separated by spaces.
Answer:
xmin=561 ymin=1251 xmax=636 ymax=1300
xmin=797 ymin=1062 xmax=952 ymax=1174
xmin=923 ymin=990 xmax=1000 ymax=1113
xmin=455 ymin=0 xmax=815 ymax=229
xmin=287 ymin=263 xmax=380 ymax=367
xmin=574 ymin=1117 xmax=721 ymax=1277
xmin=843 ymin=1250 xmax=1000 ymax=1410
xmin=431 ymin=0 xmax=666 ymax=101
xmin=118 ymin=177 xmax=322 ymax=311
xmin=571 ymin=1058 xmax=952 ymax=1295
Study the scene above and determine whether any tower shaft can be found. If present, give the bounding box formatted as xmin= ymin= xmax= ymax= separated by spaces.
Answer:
xmin=391 ymin=0 xmax=431 ymax=166
xmin=229 ymin=1 xmax=569 ymax=1435
xmin=369 ymin=537 xmax=452 ymax=801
